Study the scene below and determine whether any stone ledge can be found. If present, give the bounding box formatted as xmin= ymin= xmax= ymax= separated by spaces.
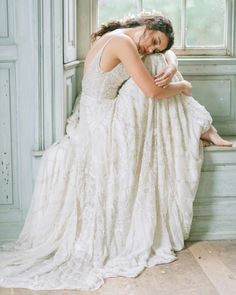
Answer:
xmin=202 ymin=136 xmax=236 ymax=171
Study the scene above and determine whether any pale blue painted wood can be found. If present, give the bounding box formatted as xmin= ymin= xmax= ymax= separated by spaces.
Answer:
xmin=63 ymin=0 xmax=77 ymax=63
xmin=0 ymin=222 xmax=23 ymax=241
xmin=190 ymin=78 xmax=232 ymax=119
xmin=188 ymin=138 xmax=236 ymax=241
xmin=193 ymin=198 xmax=236 ymax=216
xmin=0 ymin=0 xmax=40 ymax=241
xmin=184 ymin=75 xmax=236 ymax=135
xmin=63 ymin=0 xmax=80 ymax=132
xmin=191 ymin=217 xmax=236 ymax=232
xmin=0 ymin=62 xmax=20 ymax=218
xmin=0 ymin=0 xmax=14 ymax=43
xmin=34 ymin=0 xmax=64 ymax=152
xmin=203 ymin=148 xmax=236 ymax=167
xmin=0 ymin=0 xmax=8 ymax=37
xmin=196 ymin=170 xmax=236 ymax=197
xmin=0 ymin=67 xmax=13 ymax=204
xmin=64 ymin=68 xmax=78 ymax=120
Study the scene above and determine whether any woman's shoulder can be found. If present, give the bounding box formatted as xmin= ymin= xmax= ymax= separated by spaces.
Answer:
xmin=96 ymin=31 xmax=136 ymax=50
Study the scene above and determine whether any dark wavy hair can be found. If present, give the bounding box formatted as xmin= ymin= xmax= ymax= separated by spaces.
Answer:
xmin=91 ymin=11 xmax=174 ymax=52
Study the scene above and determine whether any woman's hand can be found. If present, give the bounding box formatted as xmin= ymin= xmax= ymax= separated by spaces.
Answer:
xmin=182 ymin=80 xmax=192 ymax=96
xmin=154 ymin=64 xmax=177 ymax=88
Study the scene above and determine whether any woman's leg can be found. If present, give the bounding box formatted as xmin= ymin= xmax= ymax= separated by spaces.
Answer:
xmin=143 ymin=53 xmax=233 ymax=147
xmin=200 ymin=125 xmax=233 ymax=146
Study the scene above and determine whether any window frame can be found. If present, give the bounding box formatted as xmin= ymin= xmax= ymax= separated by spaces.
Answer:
xmin=96 ymin=0 xmax=235 ymax=57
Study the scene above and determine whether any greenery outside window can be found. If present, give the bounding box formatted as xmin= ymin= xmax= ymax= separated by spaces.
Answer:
xmin=97 ymin=0 xmax=234 ymax=56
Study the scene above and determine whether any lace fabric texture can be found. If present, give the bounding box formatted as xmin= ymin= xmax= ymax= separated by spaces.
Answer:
xmin=0 ymin=41 xmax=212 ymax=290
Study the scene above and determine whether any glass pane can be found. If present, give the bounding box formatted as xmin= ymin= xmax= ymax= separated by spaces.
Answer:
xmin=186 ymin=0 xmax=226 ymax=47
xmin=143 ymin=0 xmax=181 ymax=47
xmin=98 ymin=0 xmax=137 ymax=25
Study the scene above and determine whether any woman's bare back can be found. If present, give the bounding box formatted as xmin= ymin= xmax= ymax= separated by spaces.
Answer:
xmin=84 ymin=32 xmax=123 ymax=76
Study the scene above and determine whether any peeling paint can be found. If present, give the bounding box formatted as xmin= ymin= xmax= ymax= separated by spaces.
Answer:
xmin=0 ymin=152 xmax=12 ymax=204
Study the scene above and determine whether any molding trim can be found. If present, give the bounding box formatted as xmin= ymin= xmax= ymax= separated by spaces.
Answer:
xmin=63 ymin=59 xmax=82 ymax=70
xmin=89 ymin=0 xmax=98 ymax=37
xmin=0 ymin=63 xmax=19 ymax=208
xmin=33 ymin=0 xmax=64 ymax=154
xmin=0 ymin=0 xmax=15 ymax=44
xmin=63 ymin=0 xmax=78 ymax=63
xmin=178 ymin=56 xmax=236 ymax=76
xmin=186 ymin=75 xmax=235 ymax=121
xmin=0 ymin=45 xmax=17 ymax=61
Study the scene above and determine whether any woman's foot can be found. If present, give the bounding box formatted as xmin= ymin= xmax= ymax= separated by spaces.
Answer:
xmin=200 ymin=125 xmax=233 ymax=147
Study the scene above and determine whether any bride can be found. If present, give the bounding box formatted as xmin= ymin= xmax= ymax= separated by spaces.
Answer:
xmin=0 ymin=11 xmax=233 ymax=291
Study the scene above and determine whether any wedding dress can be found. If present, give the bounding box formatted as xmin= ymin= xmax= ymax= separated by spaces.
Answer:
xmin=0 ymin=37 xmax=212 ymax=290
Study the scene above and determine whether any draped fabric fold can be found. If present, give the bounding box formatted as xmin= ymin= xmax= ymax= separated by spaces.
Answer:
xmin=0 ymin=51 xmax=212 ymax=290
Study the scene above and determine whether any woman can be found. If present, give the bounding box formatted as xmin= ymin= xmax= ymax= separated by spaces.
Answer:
xmin=0 ymin=12 xmax=233 ymax=291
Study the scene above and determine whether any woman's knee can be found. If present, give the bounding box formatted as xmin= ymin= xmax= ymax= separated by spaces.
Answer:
xmin=142 ymin=54 xmax=168 ymax=75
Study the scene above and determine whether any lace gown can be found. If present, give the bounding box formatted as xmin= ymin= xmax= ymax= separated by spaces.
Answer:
xmin=0 ymin=38 xmax=212 ymax=290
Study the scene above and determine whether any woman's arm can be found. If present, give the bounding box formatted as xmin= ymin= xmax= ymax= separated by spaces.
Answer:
xmin=111 ymin=35 xmax=191 ymax=99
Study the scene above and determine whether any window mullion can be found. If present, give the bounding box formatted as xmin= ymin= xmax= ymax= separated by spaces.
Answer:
xmin=137 ymin=0 xmax=143 ymax=12
xmin=226 ymin=0 xmax=233 ymax=55
xmin=181 ymin=0 xmax=186 ymax=50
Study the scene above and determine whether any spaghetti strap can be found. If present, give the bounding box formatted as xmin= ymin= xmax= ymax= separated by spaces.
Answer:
xmin=99 ymin=36 xmax=116 ymax=55
xmin=96 ymin=36 xmax=118 ymax=73
xmin=84 ymin=36 xmax=117 ymax=77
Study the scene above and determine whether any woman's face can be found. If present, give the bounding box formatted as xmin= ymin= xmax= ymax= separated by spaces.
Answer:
xmin=137 ymin=29 xmax=169 ymax=55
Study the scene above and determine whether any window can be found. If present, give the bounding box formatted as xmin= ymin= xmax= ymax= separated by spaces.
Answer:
xmin=97 ymin=0 xmax=234 ymax=56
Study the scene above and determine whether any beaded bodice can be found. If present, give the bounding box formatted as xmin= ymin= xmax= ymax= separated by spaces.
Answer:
xmin=81 ymin=37 xmax=130 ymax=100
